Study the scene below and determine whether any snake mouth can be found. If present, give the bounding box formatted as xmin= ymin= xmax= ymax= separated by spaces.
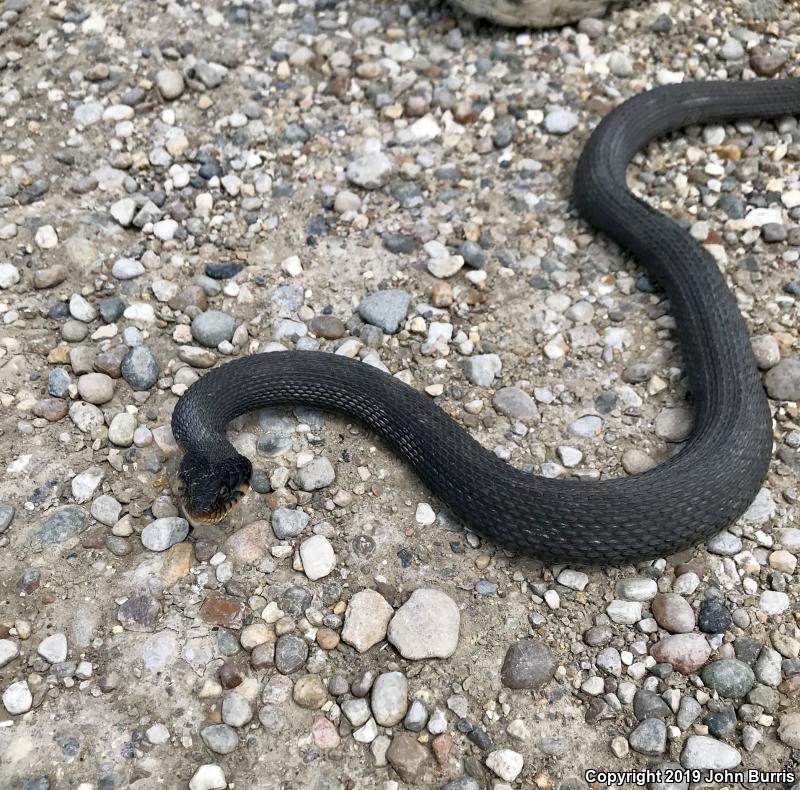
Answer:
xmin=181 ymin=481 xmax=251 ymax=524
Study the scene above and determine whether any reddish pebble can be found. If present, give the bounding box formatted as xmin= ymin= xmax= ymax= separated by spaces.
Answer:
xmin=199 ymin=592 xmax=246 ymax=630
xmin=312 ymin=717 xmax=341 ymax=749
xmin=432 ymin=733 xmax=452 ymax=765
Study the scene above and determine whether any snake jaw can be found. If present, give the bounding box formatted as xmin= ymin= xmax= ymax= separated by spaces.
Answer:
xmin=181 ymin=481 xmax=251 ymax=525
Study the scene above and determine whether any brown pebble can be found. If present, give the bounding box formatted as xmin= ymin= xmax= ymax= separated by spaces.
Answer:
xmin=431 ymin=281 xmax=453 ymax=308
xmin=17 ymin=568 xmax=41 ymax=593
xmin=85 ymin=63 xmax=110 ymax=81
xmin=250 ymin=642 xmax=276 ymax=670
xmin=405 ymin=96 xmax=429 ymax=117
xmin=218 ymin=660 xmax=244 ymax=689
xmin=292 ymin=674 xmax=328 ymax=709
xmin=265 ymin=489 xmax=297 ymax=509
xmin=587 ymin=96 xmax=615 ymax=117
xmin=308 ymin=315 xmax=346 ymax=340
xmin=70 ymin=176 xmax=98 ymax=195
xmin=168 ymin=285 xmax=207 ymax=312
xmin=316 ymin=627 xmax=340 ymax=650
xmin=327 ymin=69 xmax=350 ymax=98
xmin=32 ymin=399 xmax=68 ymax=422
xmin=34 ymin=265 xmax=67 ymax=289
xmin=749 ymin=47 xmax=788 ymax=78
xmin=431 ymin=733 xmax=452 ymax=765
xmin=117 ymin=593 xmax=161 ymax=632
xmin=80 ymin=526 xmax=108 ymax=550
xmin=47 ymin=346 xmax=71 ymax=365
xmin=199 ymin=592 xmax=246 ymax=630
xmin=712 ymin=145 xmax=742 ymax=161
xmin=194 ymin=539 xmax=217 ymax=563
xmin=94 ymin=346 xmax=129 ymax=379
xmin=453 ymin=100 xmax=477 ymax=124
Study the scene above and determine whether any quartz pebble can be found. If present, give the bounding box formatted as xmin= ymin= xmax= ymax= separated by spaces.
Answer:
xmin=387 ymin=588 xmax=460 ymax=659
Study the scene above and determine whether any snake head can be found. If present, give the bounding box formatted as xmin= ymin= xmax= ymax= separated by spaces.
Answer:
xmin=177 ymin=453 xmax=252 ymax=523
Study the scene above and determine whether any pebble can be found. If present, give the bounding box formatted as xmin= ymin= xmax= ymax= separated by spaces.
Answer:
xmin=778 ymin=712 xmax=800 ymax=748
xmin=111 ymin=258 xmax=144 ymax=280
xmin=628 ymin=719 xmax=666 ymax=755
xmin=706 ymin=531 xmax=742 ymax=556
xmin=501 ymin=639 xmax=556 ymax=689
xmin=275 ymin=634 xmax=308 ymax=674
xmin=77 ymin=373 xmax=113 ymax=405
xmin=0 ymin=263 xmax=21 ymax=289
xmin=296 ymin=457 xmax=336 ymax=490
xmin=3 ymin=680 xmax=32 ymax=715
xmin=759 ymin=590 xmax=789 ymax=615
xmin=71 ymin=467 xmax=104 ymax=503
xmin=387 ymin=588 xmax=460 ymax=659
xmin=486 ymin=749 xmax=524 ymax=782
xmin=493 ymin=387 xmax=539 ymax=420
xmin=37 ymin=633 xmax=67 ymax=663
xmin=37 ymin=506 xmax=87 ymax=543
xmin=651 ymin=594 xmax=695 ymax=634
xmin=108 ymin=413 xmax=136 ymax=446
xmin=654 ymin=408 xmax=692 ymax=441
xmin=651 ymin=634 xmax=712 ymax=674
xmin=764 ymin=359 xmax=800 ymax=401
xmin=616 ymin=577 xmax=657 ymax=601
xmin=697 ymin=599 xmax=732 ymax=633
xmin=0 ymin=504 xmax=14 ymax=534
xmin=569 ymin=415 xmax=602 ymax=437
xmin=271 ymin=507 xmax=309 ymax=539
xmin=156 ymin=69 xmax=185 ymax=100
xmin=606 ymin=600 xmax=641 ymax=624
xmin=221 ymin=692 xmax=253 ymax=727
xmin=293 ymin=674 xmax=327 ymax=709
xmin=544 ymin=109 xmax=578 ymax=134
xmin=346 ymin=152 xmax=393 ymax=190
xmin=357 ymin=289 xmax=410 ymax=334
xmin=298 ymin=535 xmax=336 ymax=580
xmin=464 ymin=354 xmax=502 ymax=387
xmin=342 ymin=589 xmax=393 ymax=653
xmin=141 ymin=517 xmax=189 ymax=551
xmin=680 ymin=736 xmax=740 ymax=770
xmin=701 ymin=659 xmax=755 ymax=698
xmin=191 ymin=311 xmax=236 ymax=347
xmin=201 ymin=724 xmax=238 ymax=755
xmin=121 ymin=346 xmax=160 ymax=390
xmin=0 ymin=640 xmax=20 ymax=668
xmin=371 ymin=671 xmax=408 ymax=726
xmin=386 ymin=733 xmax=429 ymax=782
xmin=188 ymin=765 xmax=226 ymax=790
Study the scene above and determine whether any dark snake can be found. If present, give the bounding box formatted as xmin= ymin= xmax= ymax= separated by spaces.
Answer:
xmin=172 ymin=78 xmax=800 ymax=564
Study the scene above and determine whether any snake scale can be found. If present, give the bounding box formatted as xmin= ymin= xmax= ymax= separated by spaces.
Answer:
xmin=173 ymin=78 xmax=800 ymax=564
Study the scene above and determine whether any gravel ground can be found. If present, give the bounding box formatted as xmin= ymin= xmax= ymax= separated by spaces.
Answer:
xmin=1 ymin=1 xmax=799 ymax=789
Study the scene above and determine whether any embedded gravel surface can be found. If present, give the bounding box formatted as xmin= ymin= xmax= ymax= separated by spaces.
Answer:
xmin=1 ymin=1 xmax=799 ymax=789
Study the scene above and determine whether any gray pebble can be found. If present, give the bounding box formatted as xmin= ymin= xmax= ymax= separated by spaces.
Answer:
xmin=121 ymin=346 xmax=160 ymax=391
xmin=764 ymin=359 xmax=800 ymax=401
xmin=48 ymin=367 xmax=71 ymax=398
xmin=357 ymin=289 xmax=410 ymax=334
xmin=628 ymin=718 xmax=666 ymax=755
xmin=296 ymin=457 xmax=335 ymax=491
xmin=191 ymin=311 xmax=236 ymax=347
xmin=544 ymin=109 xmax=578 ymax=134
xmin=501 ymin=638 xmax=556 ymax=689
xmin=371 ymin=671 xmax=408 ymax=726
xmin=493 ymin=387 xmax=539 ymax=421
xmin=0 ymin=504 xmax=14 ymax=534
xmin=200 ymin=724 xmax=239 ymax=754
xmin=274 ymin=634 xmax=308 ymax=674
xmin=37 ymin=506 xmax=87 ymax=543
xmin=701 ymin=659 xmax=755 ymax=698
xmin=464 ymin=354 xmax=502 ymax=387
xmin=271 ymin=507 xmax=309 ymax=539
xmin=141 ymin=517 xmax=189 ymax=551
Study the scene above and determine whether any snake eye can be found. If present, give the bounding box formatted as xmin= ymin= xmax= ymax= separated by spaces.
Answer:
xmin=218 ymin=483 xmax=230 ymax=500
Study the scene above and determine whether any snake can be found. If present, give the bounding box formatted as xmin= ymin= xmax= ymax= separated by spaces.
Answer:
xmin=172 ymin=78 xmax=800 ymax=565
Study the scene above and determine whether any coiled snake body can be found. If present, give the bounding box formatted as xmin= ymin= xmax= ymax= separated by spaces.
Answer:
xmin=173 ymin=79 xmax=800 ymax=564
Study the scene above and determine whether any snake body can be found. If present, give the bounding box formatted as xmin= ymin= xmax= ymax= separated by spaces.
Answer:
xmin=173 ymin=79 xmax=800 ymax=564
